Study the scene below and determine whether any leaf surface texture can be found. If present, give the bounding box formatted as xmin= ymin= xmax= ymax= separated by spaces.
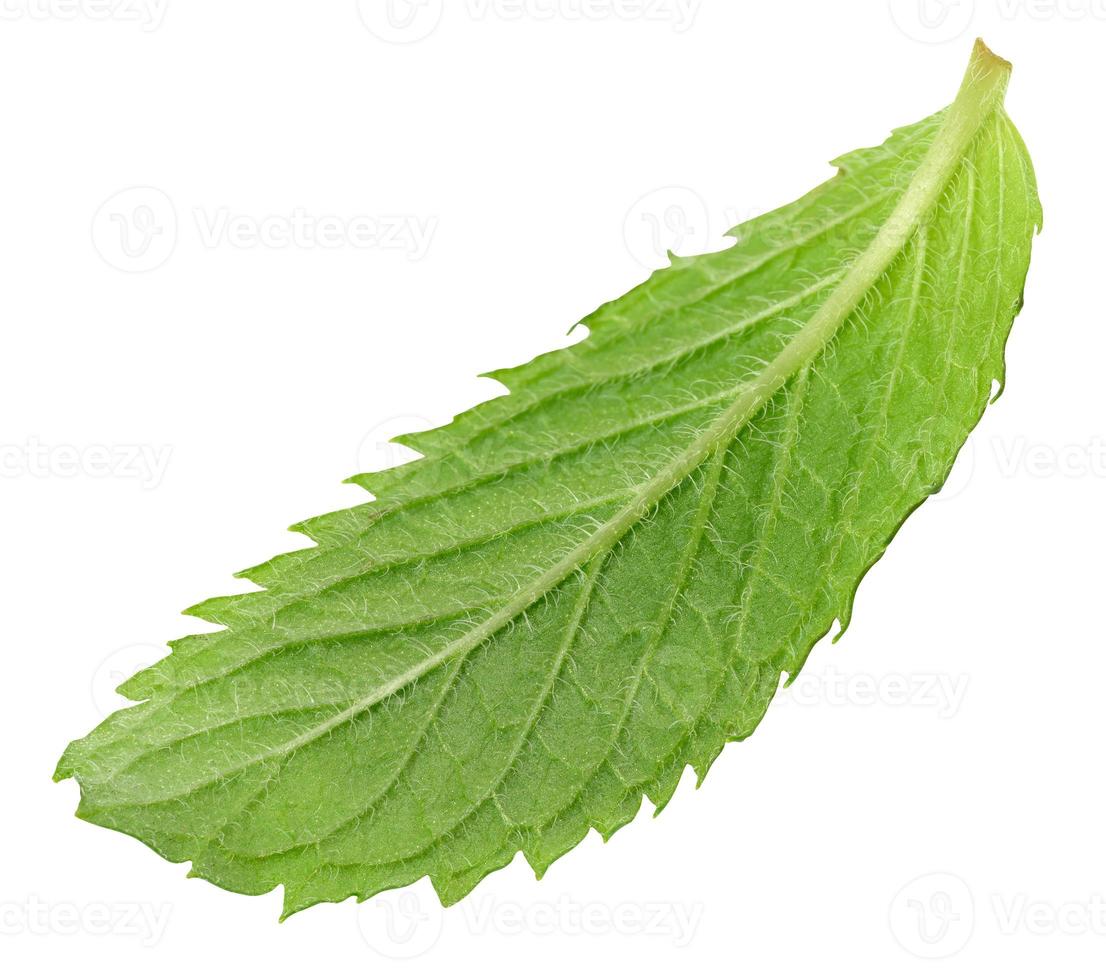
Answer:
xmin=57 ymin=42 xmax=1041 ymax=917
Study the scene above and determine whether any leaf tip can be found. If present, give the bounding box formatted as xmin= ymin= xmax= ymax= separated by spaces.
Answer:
xmin=960 ymin=37 xmax=1013 ymax=106
xmin=970 ymin=37 xmax=1011 ymax=75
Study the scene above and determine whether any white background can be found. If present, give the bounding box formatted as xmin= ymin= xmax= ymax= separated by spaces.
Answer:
xmin=2 ymin=1 xmax=1103 ymax=975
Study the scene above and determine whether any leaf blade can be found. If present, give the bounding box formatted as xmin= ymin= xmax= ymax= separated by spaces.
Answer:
xmin=56 ymin=40 xmax=1041 ymax=917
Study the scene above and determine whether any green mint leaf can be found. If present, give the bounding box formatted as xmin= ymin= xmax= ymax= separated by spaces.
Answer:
xmin=56 ymin=40 xmax=1041 ymax=918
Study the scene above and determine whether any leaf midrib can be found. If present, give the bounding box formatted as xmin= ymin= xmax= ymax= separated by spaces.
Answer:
xmin=96 ymin=54 xmax=1011 ymax=808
